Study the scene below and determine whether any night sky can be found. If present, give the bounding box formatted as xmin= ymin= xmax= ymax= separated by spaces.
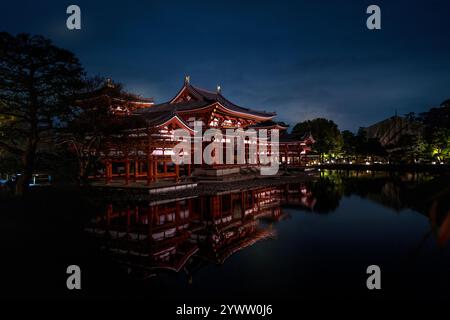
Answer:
xmin=2 ymin=0 xmax=450 ymax=131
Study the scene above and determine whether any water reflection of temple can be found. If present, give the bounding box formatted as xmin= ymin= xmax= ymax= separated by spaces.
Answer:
xmin=85 ymin=184 xmax=316 ymax=277
xmin=281 ymin=184 xmax=317 ymax=210
xmin=86 ymin=197 xmax=200 ymax=273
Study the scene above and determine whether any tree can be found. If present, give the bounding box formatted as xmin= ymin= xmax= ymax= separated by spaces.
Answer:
xmin=0 ymin=33 xmax=84 ymax=194
xmin=0 ymin=115 xmax=18 ymax=173
xmin=292 ymin=118 xmax=343 ymax=161
xmin=420 ymin=102 xmax=450 ymax=130
xmin=429 ymin=128 xmax=450 ymax=162
xmin=420 ymin=100 xmax=450 ymax=163
xmin=63 ymin=78 xmax=148 ymax=183
xmin=341 ymin=130 xmax=357 ymax=160
xmin=355 ymin=128 xmax=386 ymax=162
xmin=396 ymin=134 xmax=428 ymax=163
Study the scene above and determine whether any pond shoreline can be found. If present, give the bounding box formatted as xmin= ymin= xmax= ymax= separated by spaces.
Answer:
xmin=84 ymin=172 xmax=318 ymax=202
xmin=317 ymin=163 xmax=450 ymax=173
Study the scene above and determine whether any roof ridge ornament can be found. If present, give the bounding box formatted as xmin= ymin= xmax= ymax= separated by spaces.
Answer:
xmin=216 ymin=85 xmax=221 ymax=94
xmin=106 ymin=78 xmax=114 ymax=88
xmin=184 ymin=75 xmax=190 ymax=85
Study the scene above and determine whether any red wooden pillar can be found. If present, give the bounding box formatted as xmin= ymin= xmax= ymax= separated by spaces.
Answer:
xmin=154 ymin=160 xmax=158 ymax=182
xmin=134 ymin=160 xmax=139 ymax=182
xmin=211 ymin=196 xmax=220 ymax=219
xmin=104 ymin=161 xmax=108 ymax=184
xmin=147 ymin=128 xmax=153 ymax=185
xmin=187 ymin=164 xmax=191 ymax=176
xmin=105 ymin=161 xmax=112 ymax=184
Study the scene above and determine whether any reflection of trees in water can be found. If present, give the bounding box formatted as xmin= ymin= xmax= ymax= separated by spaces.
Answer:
xmin=309 ymin=170 xmax=450 ymax=230
xmin=306 ymin=178 xmax=342 ymax=214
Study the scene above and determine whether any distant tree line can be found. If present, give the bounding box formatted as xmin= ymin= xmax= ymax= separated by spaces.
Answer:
xmin=292 ymin=102 xmax=450 ymax=165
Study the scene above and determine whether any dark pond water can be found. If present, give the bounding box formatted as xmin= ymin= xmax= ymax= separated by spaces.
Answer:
xmin=1 ymin=170 xmax=449 ymax=302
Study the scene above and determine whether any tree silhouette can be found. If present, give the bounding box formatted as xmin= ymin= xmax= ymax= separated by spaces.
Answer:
xmin=293 ymin=118 xmax=343 ymax=161
xmin=0 ymin=33 xmax=84 ymax=194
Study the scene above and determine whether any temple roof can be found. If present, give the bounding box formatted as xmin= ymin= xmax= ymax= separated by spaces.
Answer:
xmin=280 ymin=131 xmax=315 ymax=143
xmin=128 ymin=111 xmax=194 ymax=132
xmin=76 ymin=79 xmax=154 ymax=105
xmin=135 ymin=79 xmax=275 ymax=120
xmin=208 ymin=228 xmax=275 ymax=265
xmin=248 ymin=120 xmax=289 ymax=130
xmin=134 ymin=100 xmax=211 ymax=115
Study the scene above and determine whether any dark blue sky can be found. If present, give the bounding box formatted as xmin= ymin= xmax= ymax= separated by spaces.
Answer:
xmin=2 ymin=0 xmax=450 ymax=131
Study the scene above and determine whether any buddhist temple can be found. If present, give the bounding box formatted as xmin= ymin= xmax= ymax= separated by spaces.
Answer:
xmin=80 ymin=77 xmax=314 ymax=185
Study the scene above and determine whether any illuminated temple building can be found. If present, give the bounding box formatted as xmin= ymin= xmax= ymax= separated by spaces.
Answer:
xmin=81 ymin=77 xmax=314 ymax=184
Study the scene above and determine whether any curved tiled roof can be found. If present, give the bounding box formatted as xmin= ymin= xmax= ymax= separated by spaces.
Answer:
xmin=189 ymin=85 xmax=276 ymax=118
xmin=134 ymin=100 xmax=210 ymax=115
xmin=135 ymin=82 xmax=275 ymax=119
xmin=280 ymin=131 xmax=315 ymax=143
xmin=248 ymin=120 xmax=289 ymax=129
xmin=76 ymin=80 xmax=154 ymax=105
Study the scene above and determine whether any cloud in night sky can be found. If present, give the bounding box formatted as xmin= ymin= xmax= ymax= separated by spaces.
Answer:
xmin=2 ymin=0 xmax=450 ymax=131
